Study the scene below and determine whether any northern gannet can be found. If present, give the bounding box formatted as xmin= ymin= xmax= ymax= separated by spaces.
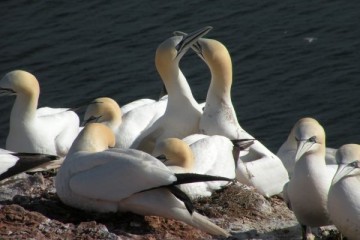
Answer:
xmin=174 ymin=33 xmax=289 ymax=197
xmin=283 ymin=118 xmax=333 ymax=240
xmin=131 ymin=26 xmax=212 ymax=154
xmin=328 ymin=144 xmax=360 ymax=240
xmin=0 ymin=149 xmax=59 ymax=181
xmin=56 ymin=123 xmax=230 ymax=236
xmin=84 ymin=96 xmax=167 ymax=149
xmin=0 ymin=70 xmax=80 ymax=157
xmin=153 ymin=136 xmax=251 ymax=199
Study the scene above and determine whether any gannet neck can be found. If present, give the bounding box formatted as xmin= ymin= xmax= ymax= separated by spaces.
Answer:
xmin=0 ymin=70 xmax=40 ymax=120
xmin=69 ymin=123 xmax=115 ymax=153
xmin=154 ymin=138 xmax=194 ymax=171
xmin=155 ymin=36 xmax=195 ymax=100
xmin=200 ymin=38 xmax=232 ymax=98
xmin=84 ymin=97 xmax=122 ymax=130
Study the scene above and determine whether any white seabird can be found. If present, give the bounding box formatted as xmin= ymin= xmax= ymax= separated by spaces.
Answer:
xmin=56 ymin=123 xmax=230 ymax=237
xmin=328 ymin=144 xmax=360 ymax=240
xmin=283 ymin=117 xmax=333 ymax=240
xmin=0 ymin=70 xmax=80 ymax=157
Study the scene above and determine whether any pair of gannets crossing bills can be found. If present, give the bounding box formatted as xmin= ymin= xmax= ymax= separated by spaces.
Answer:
xmin=174 ymin=30 xmax=289 ymax=197
xmin=0 ymin=70 xmax=80 ymax=158
xmin=56 ymin=123 xmax=231 ymax=237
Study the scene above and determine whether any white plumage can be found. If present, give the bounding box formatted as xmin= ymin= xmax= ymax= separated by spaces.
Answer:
xmin=328 ymin=144 xmax=360 ymax=240
xmin=0 ymin=70 xmax=80 ymax=157
xmin=56 ymin=123 xmax=229 ymax=237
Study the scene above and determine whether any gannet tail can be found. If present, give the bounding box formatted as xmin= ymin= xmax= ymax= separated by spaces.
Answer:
xmin=188 ymin=211 xmax=230 ymax=237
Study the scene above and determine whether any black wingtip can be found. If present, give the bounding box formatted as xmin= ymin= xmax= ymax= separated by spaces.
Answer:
xmin=167 ymin=185 xmax=194 ymax=215
xmin=0 ymin=153 xmax=60 ymax=181
xmin=174 ymin=173 xmax=234 ymax=185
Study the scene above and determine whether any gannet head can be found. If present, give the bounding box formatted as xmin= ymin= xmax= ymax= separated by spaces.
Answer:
xmin=83 ymin=97 xmax=122 ymax=129
xmin=293 ymin=117 xmax=326 ymax=161
xmin=154 ymin=138 xmax=194 ymax=171
xmin=70 ymin=123 xmax=115 ymax=153
xmin=197 ymin=39 xmax=232 ymax=85
xmin=155 ymin=26 xmax=212 ymax=82
xmin=332 ymin=144 xmax=360 ymax=184
xmin=0 ymin=70 xmax=40 ymax=97
xmin=333 ymin=159 xmax=360 ymax=184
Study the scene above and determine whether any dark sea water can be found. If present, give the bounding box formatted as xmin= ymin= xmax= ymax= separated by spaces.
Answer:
xmin=1 ymin=0 xmax=360 ymax=152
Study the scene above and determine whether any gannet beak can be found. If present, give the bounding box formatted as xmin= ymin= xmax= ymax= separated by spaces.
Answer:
xmin=295 ymin=140 xmax=314 ymax=161
xmin=82 ymin=115 xmax=102 ymax=126
xmin=175 ymin=26 xmax=212 ymax=58
xmin=174 ymin=30 xmax=205 ymax=61
xmin=0 ymin=87 xmax=16 ymax=96
xmin=332 ymin=160 xmax=360 ymax=184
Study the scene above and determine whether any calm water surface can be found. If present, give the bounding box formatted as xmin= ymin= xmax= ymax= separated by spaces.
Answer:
xmin=1 ymin=1 xmax=360 ymax=152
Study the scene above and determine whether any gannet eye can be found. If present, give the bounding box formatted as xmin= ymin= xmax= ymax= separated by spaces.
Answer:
xmin=308 ymin=136 xmax=317 ymax=143
xmin=156 ymin=154 xmax=168 ymax=163
xmin=349 ymin=160 xmax=360 ymax=168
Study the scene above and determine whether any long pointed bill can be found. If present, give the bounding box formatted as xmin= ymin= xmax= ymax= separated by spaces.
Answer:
xmin=175 ymin=26 xmax=212 ymax=58
xmin=81 ymin=115 xmax=102 ymax=126
xmin=332 ymin=160 xmax=360 ymax=184
xmin=0 ymin=87 xmax=16 ymax=96
xmin=174 ymin=30 xmax=205 ymax=61
xmin=295 ymin=140 xmax=314 ymax=161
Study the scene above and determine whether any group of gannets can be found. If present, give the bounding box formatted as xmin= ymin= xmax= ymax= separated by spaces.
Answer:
xmin=282 ymin=118 xmax=360 ymax=239
xmin=0 ymin=25 xmax=358 ymax=239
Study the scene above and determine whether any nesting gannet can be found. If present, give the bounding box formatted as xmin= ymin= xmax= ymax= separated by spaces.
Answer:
xmin=131 ymin=26 xmax=212 ymax=154
xmin=153 ymin=136 xmax=251 ymax=199
xmin=0 ymin=149 xmax=59 ymax=181
xmin=83 ymin=96 xmax=167 ymax=149
xmin=282 ymin=118 xmax=333 ymax=240
xmin=56 ymin=123 xmax=231 ymax=236
xmin=328 ymin=144 xmax=360 ymax=240
xmin=0 ymin=70 xmax=80 ymax=157
xmin=173 ymin=33 xmax=288 ymax=197
xmin=277 ymin=122 xmax=338 ymax=177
